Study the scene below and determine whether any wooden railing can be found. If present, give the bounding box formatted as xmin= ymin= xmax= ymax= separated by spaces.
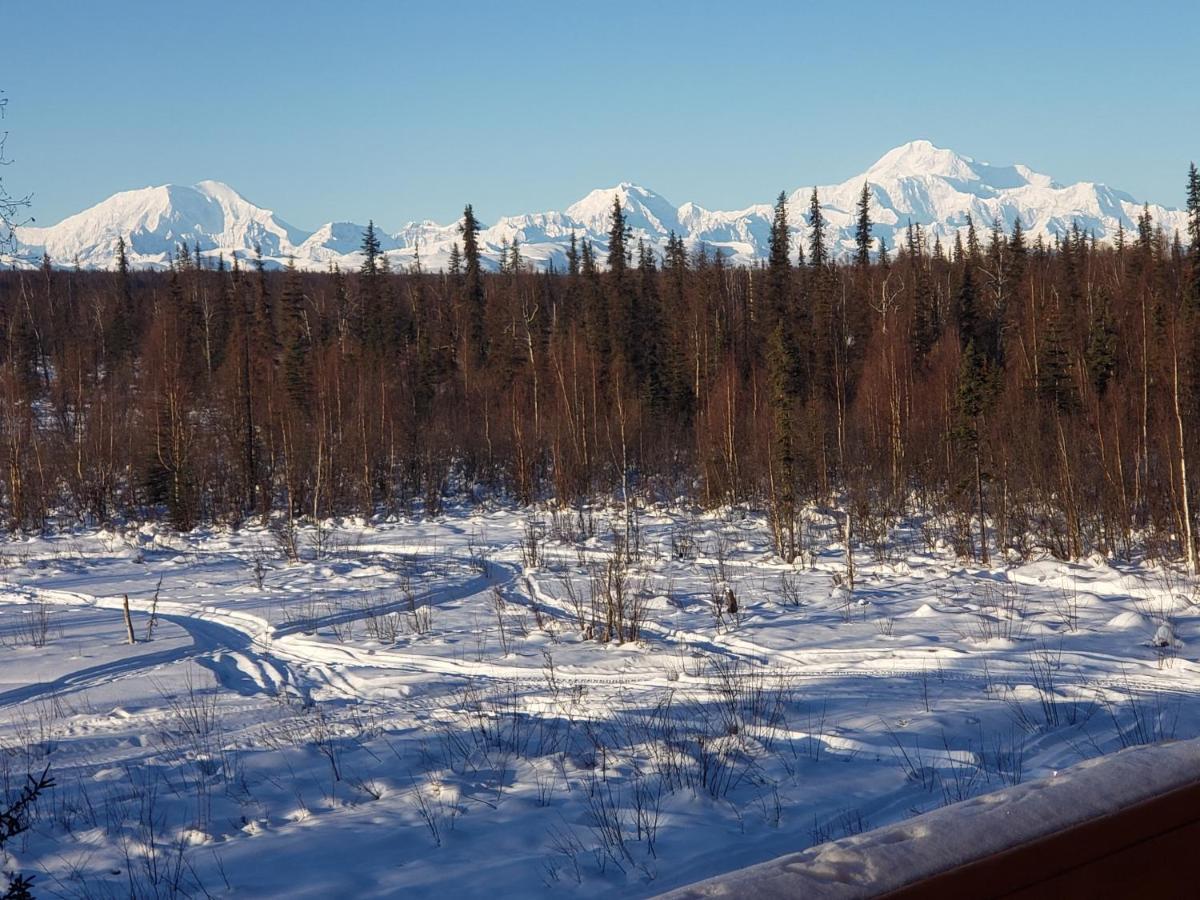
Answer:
xmin=658 ymin=738 xmax=1200 ymax=899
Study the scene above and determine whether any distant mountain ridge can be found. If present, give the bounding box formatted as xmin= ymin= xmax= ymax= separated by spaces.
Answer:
xmin=10 ymin=141 xmax=1190 ymax=271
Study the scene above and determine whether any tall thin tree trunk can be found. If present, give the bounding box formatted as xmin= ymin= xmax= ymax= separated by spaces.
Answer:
xmin=1172 ymin=340 xmax=1196 ymax=573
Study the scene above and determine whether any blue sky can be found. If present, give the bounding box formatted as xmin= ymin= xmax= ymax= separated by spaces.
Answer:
xmin=7 ymin=0 xmax=1199 ymax=230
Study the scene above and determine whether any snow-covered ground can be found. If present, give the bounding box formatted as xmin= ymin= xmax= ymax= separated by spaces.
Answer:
xmin=1 ymin=505 xmax=1197 ymax=898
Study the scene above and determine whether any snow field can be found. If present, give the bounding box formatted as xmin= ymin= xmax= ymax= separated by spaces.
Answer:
xmin=1 ymin=505 xmax=1197 ymax=897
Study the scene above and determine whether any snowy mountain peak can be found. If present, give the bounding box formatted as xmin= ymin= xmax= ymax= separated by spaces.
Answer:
xmin=193 ymin=179 xmax=241 ymax=199
xmin=10 ymin=142 xmax=1189 ymax=272
xmin=867 ymin=140 xmax=979 ymax=182
xmin=565 ymin=183 xmax=681 ymax=237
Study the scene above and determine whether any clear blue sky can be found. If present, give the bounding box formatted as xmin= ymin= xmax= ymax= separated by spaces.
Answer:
xmin=7 ymin=0 xmax=1199 ymax=230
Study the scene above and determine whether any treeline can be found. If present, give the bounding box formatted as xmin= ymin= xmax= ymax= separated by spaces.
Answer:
xmin=2 ymin=168 xmax=1200 ymax=569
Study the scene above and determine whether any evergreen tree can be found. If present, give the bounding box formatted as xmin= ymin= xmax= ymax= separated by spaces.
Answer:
xmin=358 ymin=221 xmax=385 ymax=347
xmin=764 ymin=191 xmax=800 ymax=556
xmin=360 ymin=221 xmax=381 ymax=277
xmin=281 ymin=258 xmax=311 ymax=410
xmin=854 ymin=182 xmax=872 ymax=266
xmin=1187 ymin=162 xmax=1200 ymax=308
xmin=109 ymin=235 xmax=135 ymax=363
xmin=607 ymin=196 xmax=628 ymax=278
xmin=253 ymin=242 xmax=278 ymax=357
xmin=447 ymin=242 xmax=462 ymax=277
xmin=1085 ymin=288 xmax=1118 ymax=395
xmin=1136 ymin=205 xmax=1156 ymax=283
xmin=566 ymin=230 xmax=579 ymax=277
xmin=807 ymin=188 xmax=827 ymax=267
xmin=966 ymin=214 xmax=980 ymax=262
xmin=766 ymin=192 xmax=791 ymax=327
xmin=954 ymin=341 xmax=987 ymax=442
xmin=766 ymin=318 xmax=797 ymax=559
xmin=911 ymin=277 xmax=938 ymax=366
xmin=1037 ymin=301 xmax=1076 ymax=413
xmin=1009 ymin=217 xmax=1027 ymax=284
xmin=661 ymin=231 xmax=691 ymax=413
xmin=910 ymin=225 xmax=938 ymax=364
xmin=580 ymin=239 xmax=608 ymax=357
xmin=607 ymin=197 xmax=638 ymax=371
xmin=952 ymin=338 xmax=993 ymax=563
xmin=460 ymin=204 xmax=485 ymax=360
xmin=498 ymin=237 xmax=510 ymax=276
xmin=954 ymin=258 xmax=979 ymax=349
xmin=509 ymin=237 xmax=522 ymax=274
xmin=634 ymin=238 xmax=666 ymax=409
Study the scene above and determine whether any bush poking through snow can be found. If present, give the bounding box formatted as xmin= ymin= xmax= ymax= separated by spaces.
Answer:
xmin=1 ymin=765 xmax=53 ymax=900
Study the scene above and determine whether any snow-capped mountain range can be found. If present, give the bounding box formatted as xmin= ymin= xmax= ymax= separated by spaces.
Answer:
xmin=10 ymin=141 xmax=1190 ymax=272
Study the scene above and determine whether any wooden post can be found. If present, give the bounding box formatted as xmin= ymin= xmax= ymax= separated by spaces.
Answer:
xmin=123 ymin=594 xmax=136 ymax=644
xmin=845 ymin=510 xmax=856 ymax=591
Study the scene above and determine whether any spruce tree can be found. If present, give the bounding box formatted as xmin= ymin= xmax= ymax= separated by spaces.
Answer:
xmin=252 ymin=242 xmax=277 ymax=358
xmin=607 ymin=197 xmax=638 ymax=372
xmin=766 ymin=191 xmax=791 ymax=327
xmin=359 ymin=221 xmax=384 ymax=347
xmin=460 ymin=204 xmax=485 ymax=360
xmin=508 ymin=237 xmax=522 ymax=275
xmin=766 ymin=318 xmax=797 ymax=560
xmin=1136 ymin=205 xmax=1155 ymax=282
xmin=807 ymin=188 xmax=827 ymax=267
xmin=1009 ymin=217 xmax=1027 ymax=285
xmin=498 ymin=237 xmax=510 ymax=276
xmin=764 ymin=191 xmax=799 ymax=558
xmin=607 ymin=196 xmax=628 ymax=278
xmin=954 ymin=258 xmax=979 ymax=349
xmin=1085 ymin=288 xmax=1118 ymax=395
xmin=911 ymin=275 xmax=938 ymax=365
xmin=1037 ymin=301 xmax=1076 ymax=413
xmin=566 ymin=230 xmax=579 ymax=277
xmin=966 ymin=214 xmax=980 ymax=262
xmin=634 ymin=238 xmax=666 ymax=409
xmin=910 ymin=225 xmax=938 ymax=364
xmin=281 ymin=258 xmax=311 ymax=410
xmin=854 ymin=182 xmax=872 ymax=267
xmin=1187 ymin=162 xmax=1200 ymax=307
xmin=109 ymin=235 xmax=135 ymax=363
xmin=952 ymin=338 xmax=992 ymax=563
xmin=580 ymin=239 xmax=608 ymax=357
xmin=360 ymin=220 xmax=381 ymax=277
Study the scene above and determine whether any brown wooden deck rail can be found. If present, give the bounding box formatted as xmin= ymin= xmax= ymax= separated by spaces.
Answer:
xmin=658 ymin=738 xmax=1200 ymax=899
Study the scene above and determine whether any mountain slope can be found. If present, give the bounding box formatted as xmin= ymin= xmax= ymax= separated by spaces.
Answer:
xmin=10 ymin=141 xmax=1190 ymax=271
xmin=16 ymin=180 xmax=307 ymax=269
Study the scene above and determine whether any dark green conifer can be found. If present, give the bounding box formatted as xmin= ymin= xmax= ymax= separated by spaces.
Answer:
xmin=854 ymin=182 xmax=872 ymax=267
xmin=460 ymin=204 xmax=485 ymax=360
xmin=807 ymin=188 xmax=827 ymax=267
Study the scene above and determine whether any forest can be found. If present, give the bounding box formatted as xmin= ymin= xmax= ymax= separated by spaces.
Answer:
xmin=2 ymin=170 xmax=1200 ymax=573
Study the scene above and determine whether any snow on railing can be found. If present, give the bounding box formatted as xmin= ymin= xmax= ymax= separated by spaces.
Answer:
xmin=659 ymin=737 xmax=1200 ymax=899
